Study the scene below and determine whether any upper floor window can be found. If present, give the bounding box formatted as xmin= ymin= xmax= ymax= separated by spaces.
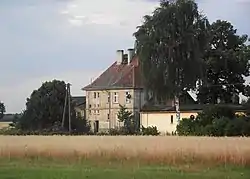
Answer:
xmin=97 ymin=92 xmax=100 ymax=98
xmin=125 ymin=91 xmax=131 ymax=103
xmin=113 ymin=92 xmax=118 ymax=103
xmin=170 ymin=115 xmax=173 ymax=124
xmin=94 ymin=92 xmax=96 ymax=99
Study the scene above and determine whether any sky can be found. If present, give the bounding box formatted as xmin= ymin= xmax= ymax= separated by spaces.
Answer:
xmin=0 ymin=0 xmax=250 ymax=113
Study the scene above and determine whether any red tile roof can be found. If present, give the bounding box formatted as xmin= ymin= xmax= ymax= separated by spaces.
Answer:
xmin=82 ymin=56 xmax=143 ymax=91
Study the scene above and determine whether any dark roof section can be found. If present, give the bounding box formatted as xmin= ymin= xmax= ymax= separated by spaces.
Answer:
xmin=0 ymin=114 xmax=19 ymax=122
xmin=141 ymin=103 xmax=248 ymax=112
xmin=72 ymin=96 xmax=86 ymax=106
xmin=82 ymin=56 xmax=143 ymax=91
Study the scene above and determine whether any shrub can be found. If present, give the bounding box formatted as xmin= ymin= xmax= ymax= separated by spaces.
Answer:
xmin=141 ymin=126 xmax=160 ymax=136
xmin=176 ymin=118 xmax=197 ymax=136
xmin=176 ymin=105 xmax=250 ymax=137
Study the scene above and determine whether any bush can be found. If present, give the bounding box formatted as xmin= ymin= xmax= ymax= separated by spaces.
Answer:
xmin=141 ymin=126 xmax=160 ymax=136
xmin=176 ymin=105 xmax=250 ymax=137
xmin=176 ymin=118 xmax=197 ymax=136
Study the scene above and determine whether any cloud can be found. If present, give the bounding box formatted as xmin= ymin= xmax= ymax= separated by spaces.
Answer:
xmin=61 ymin=0 xmax=158 ymax=29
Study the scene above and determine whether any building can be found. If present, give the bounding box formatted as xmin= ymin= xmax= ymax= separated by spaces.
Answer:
xmin=82 ymin=49 xmax=146 ymax=132
xmin=0 ymin=114 xmax=16 ymax=129
xmin=140 ymin=103 xmax=248 ymax=135
xmin=72 ymin=96 xmax=86 ymax=118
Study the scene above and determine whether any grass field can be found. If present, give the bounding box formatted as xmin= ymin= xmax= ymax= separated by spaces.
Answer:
xmin=0 ymin=158 xmax=249 ymax=179
xmin=0 ymin=136 xmax=250 ymax=178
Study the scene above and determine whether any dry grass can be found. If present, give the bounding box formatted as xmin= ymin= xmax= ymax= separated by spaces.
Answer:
xmin=0 ymin=136 xmax=250 ymax=166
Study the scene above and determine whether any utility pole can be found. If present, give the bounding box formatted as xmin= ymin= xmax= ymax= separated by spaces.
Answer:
xmin=68 ymin=83 xmax=72 ymax=133
xmin=62 ymin=83 xmax=72 ymax=132
xmin=62 ymin=87 xmax=68 ymax=128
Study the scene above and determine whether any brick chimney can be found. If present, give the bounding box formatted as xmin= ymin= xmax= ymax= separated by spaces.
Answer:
xmin=116 ymin=50 xmax=124 ymax=65
xmin=127 ymin=48 xmax=134 ymax=65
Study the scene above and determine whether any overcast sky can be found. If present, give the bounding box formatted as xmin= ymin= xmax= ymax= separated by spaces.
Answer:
xmin=1 ymin=0 xmax=250 ymax=113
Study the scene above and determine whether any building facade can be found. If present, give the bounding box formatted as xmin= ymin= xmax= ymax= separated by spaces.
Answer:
xmin=140 ymin=104 xmax=247 ymax=135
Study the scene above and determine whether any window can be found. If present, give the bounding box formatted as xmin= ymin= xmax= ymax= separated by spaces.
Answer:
xmin=125 ymin=91 xmax=131 ymax=103
xmin=97 ymin=92 xmax=100 ymax=98
xmin=171 ymin=115 xmax=173 ymax=124
xmin=97 ymin=104 xmax=100 ymax=107
xmin=107 ymin=113 xmax=110 ymax=119
xmin=97 ymin=110 xmax=100 ymax=115
xmin=113 ymin=92 xmax=118 ymax=103
xmin=89 ymin=110 xmax=91 ymax=115
xmin=89 ymin=104 xmax=92 ymax=108
xmin=77 ymin=112 xmax=81 ymax=117
xmin=94 ymin=92 xmax=96 ymax=98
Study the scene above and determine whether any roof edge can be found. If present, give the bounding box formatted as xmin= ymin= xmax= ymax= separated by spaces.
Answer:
xmin=82 ymin=87 xmax=143 ymax=91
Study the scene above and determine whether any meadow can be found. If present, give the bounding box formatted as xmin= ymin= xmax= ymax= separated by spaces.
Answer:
xmin=0 ymin=136 xmax=250 ymax=178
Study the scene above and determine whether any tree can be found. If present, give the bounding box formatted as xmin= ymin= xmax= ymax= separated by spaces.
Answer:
xmin=134 ymin=0 xmax=209 ymax=101
xmin=117 ymin=104 xmax=137 ymax=135
xmin=176 ymin=105 xmax=250 ymax=136
xmin=197 ymin=20 xmax=250 ymax=104
xmin=0 ymin=101 xmax=6 ymax=119
xmin=16 ymin=80 xmax=76 ymax=131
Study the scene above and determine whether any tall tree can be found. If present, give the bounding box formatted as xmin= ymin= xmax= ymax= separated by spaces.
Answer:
xmin=134 ymin=0 xmax=209 ymax=101
xmin=197 ymin=20 xmax=250 ymax=104
xmin=17 ymin=80 xmax=76 ymax=130
xmin=0 ymin=101 xmax=6 ymax=119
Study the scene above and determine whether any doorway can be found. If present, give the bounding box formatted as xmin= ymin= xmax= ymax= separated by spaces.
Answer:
xmin=94 ymin=120 xmax=99 ymax=133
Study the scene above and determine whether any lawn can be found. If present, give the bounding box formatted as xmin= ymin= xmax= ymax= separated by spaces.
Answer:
xmin=0 ymin=158 xmax=249 ymax=179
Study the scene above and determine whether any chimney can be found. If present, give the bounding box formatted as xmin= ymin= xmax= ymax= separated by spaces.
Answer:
xmin=127 ymin=48 xmax=134 ymax=65
xmin=116 ymin=50 xmax=124 ymax=65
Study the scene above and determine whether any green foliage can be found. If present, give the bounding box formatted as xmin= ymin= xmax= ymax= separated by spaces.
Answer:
xmin=14 ymin=80 xmax=77 ymax=131
xmin=176 ymin=118 xmax=197 ymax=136
xmin=117 ymin=104 xmax=139 ymax=135
xmin=134 ymin=0 xmax=209 ymax=100
xmin=176 ymin=105 xmax=250 ymax=136
xmin=141 ymin=126 xmax=160 ymax=136
xmin=197 ymin=20 xmax=250 ymax=104
xmin=0 ymin=116 xmax=91 ymax=136
xmin=72 ymin=116 xmax=91 ymax=134
xmin=195 ymin=105 xmax=235 ymax=126
xmin=0 ymin=101 xmax=6 ymax=119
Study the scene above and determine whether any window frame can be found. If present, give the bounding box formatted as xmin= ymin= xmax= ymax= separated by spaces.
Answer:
xmin=125 ymin=91 xmax=131 ymax=104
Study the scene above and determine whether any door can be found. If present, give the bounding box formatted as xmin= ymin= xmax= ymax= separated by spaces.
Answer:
xmin=94 ymin=120 xmax=99 ymax=133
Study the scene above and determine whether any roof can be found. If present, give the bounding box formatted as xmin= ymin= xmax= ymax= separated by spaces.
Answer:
xmin=0 ymin=114 xmax=19 ymax=122
xmin=141 ymin=103 xmax=248 ymax=112
xmin=82 ymin=56 xmax=143 ymax=91
xmin=72 ymin=96 xmax=86 ymax=106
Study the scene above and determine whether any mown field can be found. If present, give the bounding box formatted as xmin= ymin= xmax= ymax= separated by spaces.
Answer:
xmin=0 ymin=136 xmax=250 ymax=179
